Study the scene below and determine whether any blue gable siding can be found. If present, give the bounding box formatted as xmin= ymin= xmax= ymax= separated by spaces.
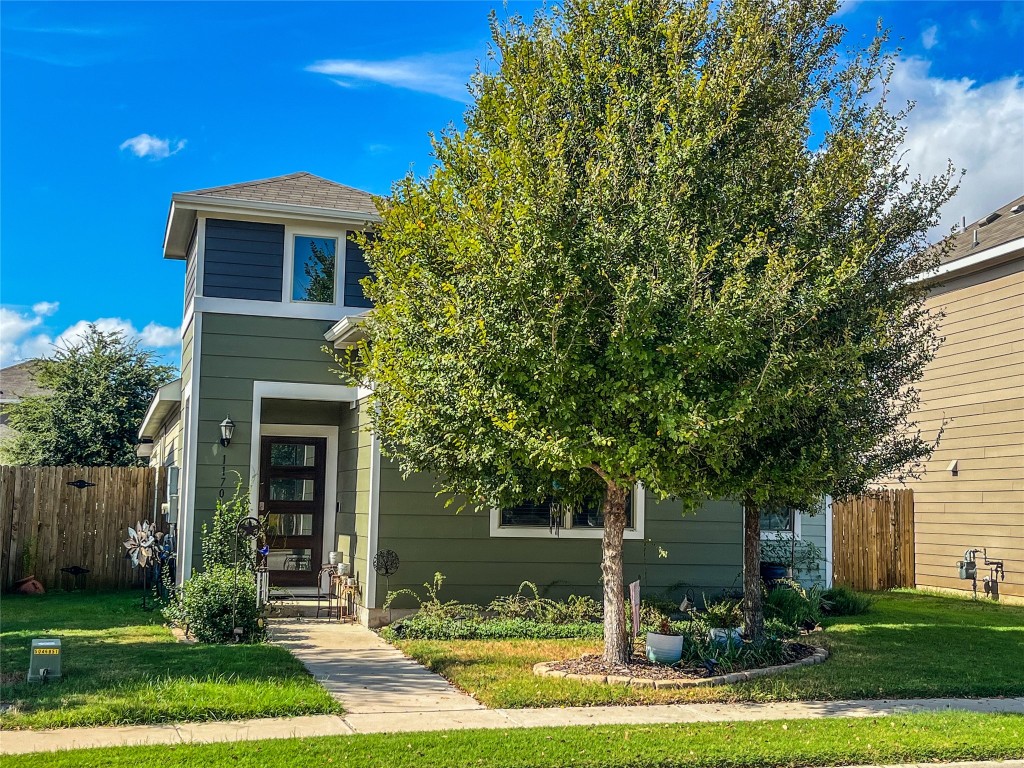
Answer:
xmin=344 ymin=234 xmax=373 ymax=308
xmin=204 ymin=219 xmax=284 ymax=301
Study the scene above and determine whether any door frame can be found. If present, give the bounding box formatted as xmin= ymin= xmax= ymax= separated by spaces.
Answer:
xmin=259 ymin=424 xmax=338 ymax=593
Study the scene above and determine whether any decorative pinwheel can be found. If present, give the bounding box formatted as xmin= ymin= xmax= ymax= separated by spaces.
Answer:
xmin=124 ymin=520 xmax=161 ymax=568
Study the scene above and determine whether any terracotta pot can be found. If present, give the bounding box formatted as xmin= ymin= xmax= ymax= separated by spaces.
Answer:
xmin=13 ymin=576 xmax=45 ymax=595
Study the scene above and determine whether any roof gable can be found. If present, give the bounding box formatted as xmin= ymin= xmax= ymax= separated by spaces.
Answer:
xmin=182 ymin=172 xmax=378 ymax=217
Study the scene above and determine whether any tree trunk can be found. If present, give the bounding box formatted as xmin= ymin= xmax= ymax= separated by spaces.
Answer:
xmin=742 ymin=492 xmax=765 ymax=644
xmin=600 ymin=483 xmax=629 ymax=665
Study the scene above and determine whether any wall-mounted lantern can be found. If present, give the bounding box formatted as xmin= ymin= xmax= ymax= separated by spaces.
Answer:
xmin=220 ymin=415 xmax=236 ymax=447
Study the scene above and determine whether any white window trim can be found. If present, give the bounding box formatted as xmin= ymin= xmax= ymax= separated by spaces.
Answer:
xmin=283 ymin=224 xmax=346 ymax=307
xmin=489 ymin=484 xmax=646 ymax=539
xmin=760 ymin=507 xmax=802 ymax=541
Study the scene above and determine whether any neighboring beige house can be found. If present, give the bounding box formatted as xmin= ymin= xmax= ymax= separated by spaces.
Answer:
xmin=901 ymin=195 xmax=1024 ymax=601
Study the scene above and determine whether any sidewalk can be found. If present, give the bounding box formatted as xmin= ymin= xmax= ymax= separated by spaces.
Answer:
xmin=4 ymin=696 xmax=1023 ymax=754
xmin=3 ymin=617 xmax=1023 ymax=755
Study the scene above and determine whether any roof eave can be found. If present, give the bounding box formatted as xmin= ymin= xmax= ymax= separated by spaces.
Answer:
xmin=325 ymin=311 xmax=372 ymax=348
xmin=138 ymin=379 xmax=183 ymax=440
xmin=914 ymin=235 xmax=1024 ymax=285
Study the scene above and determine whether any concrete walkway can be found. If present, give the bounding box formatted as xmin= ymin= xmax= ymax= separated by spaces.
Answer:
xmin=3 ymin=697 xmax=1023 ymax=754
xmin=3 ymin=618 xmax=1023 ymax=755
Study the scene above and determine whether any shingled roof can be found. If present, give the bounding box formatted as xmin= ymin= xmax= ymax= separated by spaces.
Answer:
xmin=182 ymin=172 xmax=378 ymax=217
xmin=941 ymin=193 xmax=1024 ymax=265
xmin=0 ymin=361 xmax=48 ymax=402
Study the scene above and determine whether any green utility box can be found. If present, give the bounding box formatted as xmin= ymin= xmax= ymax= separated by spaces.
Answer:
xmin=28 ymin=638 xmax=61 ymax=682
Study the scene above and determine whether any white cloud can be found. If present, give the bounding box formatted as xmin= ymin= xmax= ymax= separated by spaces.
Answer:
xmin=889 ymin=58 xmax=1024 ymax=239
xmin=307 ymin=53 xmax=475 ymax=102
xmin=921 ymin=25 xmax=939 ymax=50
xmin=31 ymin=301 xmax=59 ymax=317
xmin=0 ymin=306 xmax=180 ymax=368
xmin=119 ymin=133 xmax=187 ymax=160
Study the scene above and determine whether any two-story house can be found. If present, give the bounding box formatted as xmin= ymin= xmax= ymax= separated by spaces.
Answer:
xmin=139 ymin=172 xmax=832 ymax=625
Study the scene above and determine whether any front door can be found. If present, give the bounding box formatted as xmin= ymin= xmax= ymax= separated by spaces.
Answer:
xmin=259 ymin=436 xmax=327 ymax=587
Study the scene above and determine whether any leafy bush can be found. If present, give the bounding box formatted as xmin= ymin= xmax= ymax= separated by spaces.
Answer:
xmin=676 ymin=621 xmax=791 ymax=672
xmin=763 ymin=579 xmax=828 ymax=630
xmin=201 ymin=475 xmax=257 ymax=572
xmin=383 ymin=572 xmax=481 ymax=620
xmin=823 ymin=585 xmax=872 ymax=616
xmin=488 ymin=582 xmax=602 ymax=624
xmin=163 ymin=565 xmax=265 ymax=644
xmin=699 ymin=596 xmax=743 ymax=629
xmin=382 ymin=614 xmax=603 ymax=641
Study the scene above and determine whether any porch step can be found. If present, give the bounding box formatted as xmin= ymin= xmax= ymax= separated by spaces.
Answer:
xmin=266 ymin=598 xmax=328 ymax=619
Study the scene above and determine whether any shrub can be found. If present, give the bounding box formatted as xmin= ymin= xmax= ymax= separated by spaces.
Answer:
xmin=383 ymin=572 xmax=481 ymax=620
xmin=488 ymin=582 xmax=601 ymax=624
xmin=382 ymin=614 xmax=604 ymax=641
xmin=823 ymin=585 xmax=872 ymax=616
xmin=763 ymin=579 xmax=828 ymax=630
xmin=163 ymin=565 xmax=265 ymax=643
xmin=677 ymin=622 xmax=792 ymax=673
xmin=201 ymin=476 xmax=257 ymax=572
xmin=699 ymin=596 xmax=743 ymax=629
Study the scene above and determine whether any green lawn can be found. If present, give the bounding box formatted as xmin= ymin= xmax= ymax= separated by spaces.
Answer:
xmin=6 ymin=712 xmax=1023 ymax=768
xmin=0 ymin=592 xmax=340 ymax=729
xmin=396 ymin=591 xmax=1024 ymax=707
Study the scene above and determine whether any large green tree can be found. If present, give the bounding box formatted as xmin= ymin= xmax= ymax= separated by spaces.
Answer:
xmin=342 ymin=0 xmax=955 ymax=662
xmin=3 ymin=325 xmax=176 ymax=467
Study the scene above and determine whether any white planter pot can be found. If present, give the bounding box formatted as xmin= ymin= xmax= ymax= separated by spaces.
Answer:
xmin=708 ymin=627 xmax=743 ymax=646
xmin=328 ymin=551 xmax=339 ymax=565
xmin=645 ymin=632 xmax=684 ymax=665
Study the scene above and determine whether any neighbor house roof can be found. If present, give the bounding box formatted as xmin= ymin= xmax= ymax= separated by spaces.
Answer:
xmin=941 ymin=194 xmax=1024 ymax=265
xmin=918 ymin=194 xmax=1024 ymax=283
xmin=0 ymin=361 xmax=47 ymax=404
xmin=163 ymin=172 xmax=380 ymax=259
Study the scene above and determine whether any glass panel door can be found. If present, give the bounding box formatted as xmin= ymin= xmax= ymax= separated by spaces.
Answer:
xmin=259 ymin=436 xmax=326 ymax=588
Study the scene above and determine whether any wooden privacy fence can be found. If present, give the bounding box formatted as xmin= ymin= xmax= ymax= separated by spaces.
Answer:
xmin=0 ymin=465 xmax=166 ymax=591
xmin=832 ymin=488 xmax=914 ymax=591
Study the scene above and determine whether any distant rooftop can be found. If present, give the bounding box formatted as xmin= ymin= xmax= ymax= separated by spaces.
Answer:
xmin=0 ymin=361 xmax=47 ymax=403
xmin=941 ymin=193 xmax=1024 ymax=265
xmin=181 ymin=171 xmax=378 ymax=218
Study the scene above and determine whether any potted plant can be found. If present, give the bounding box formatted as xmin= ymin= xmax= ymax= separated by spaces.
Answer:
xmin=645 ymin=618 xmax=684 ymax=664
xmin=703 ymin=599 xmax=743 ymax=646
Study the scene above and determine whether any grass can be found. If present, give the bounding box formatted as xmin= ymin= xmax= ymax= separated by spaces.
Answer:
xmin=396 ymin=590 xmax=1024 ymax=708
xmin=5 ymin=712 xmax=1023 ymax=768
xmin=0 ymin=591 xmax=340 ymax=729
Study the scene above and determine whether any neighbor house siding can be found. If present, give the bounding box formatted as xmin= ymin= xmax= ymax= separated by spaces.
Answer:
xmin=901 ymin=257 xmax=1024 ymax=600
xmin=190 ymin=313 xmax=342 ymax=575
xmin=202 ymin=219 xmax=285 ymax=302
xmin=375 ymin=467 xmax=744 ymax=610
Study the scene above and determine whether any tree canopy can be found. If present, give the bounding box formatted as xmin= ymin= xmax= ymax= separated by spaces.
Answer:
xmin=341 ymin=0 xmax=956 ymax=662
xmin=2 ymin=325 xmax=177 ymax=467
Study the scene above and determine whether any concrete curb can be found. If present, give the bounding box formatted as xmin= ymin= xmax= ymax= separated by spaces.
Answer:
xmin=533 ymin=646 xmax=829 ymax=687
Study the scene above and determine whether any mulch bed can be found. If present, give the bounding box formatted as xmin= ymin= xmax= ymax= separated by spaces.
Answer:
xmin=546 ymin=641 xmax=817 ymax=680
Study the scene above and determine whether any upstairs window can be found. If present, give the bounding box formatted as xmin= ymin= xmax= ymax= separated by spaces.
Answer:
xmin=292 ymin=235 xmax=337 ymax=303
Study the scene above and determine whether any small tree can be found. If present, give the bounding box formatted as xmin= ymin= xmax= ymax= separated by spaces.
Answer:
xmin=340 ymin=0 xmax=955 ymax=663
xmin=4 ymin=325 xmax=176 ymax=466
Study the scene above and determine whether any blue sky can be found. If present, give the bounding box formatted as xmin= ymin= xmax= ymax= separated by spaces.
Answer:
xmin=2 ymin=1 xmax=1022 ymax=369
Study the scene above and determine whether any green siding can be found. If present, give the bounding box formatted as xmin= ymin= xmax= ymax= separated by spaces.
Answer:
xmin=375 ymin=458 xmax=744 ymax=609
xmin=190 ymin=312 xmax=346 ymax=575
xmin=796 ymin=505 xmax=829 ymax=587
xmin=336 ymin=403 xmax=373 ymax=593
